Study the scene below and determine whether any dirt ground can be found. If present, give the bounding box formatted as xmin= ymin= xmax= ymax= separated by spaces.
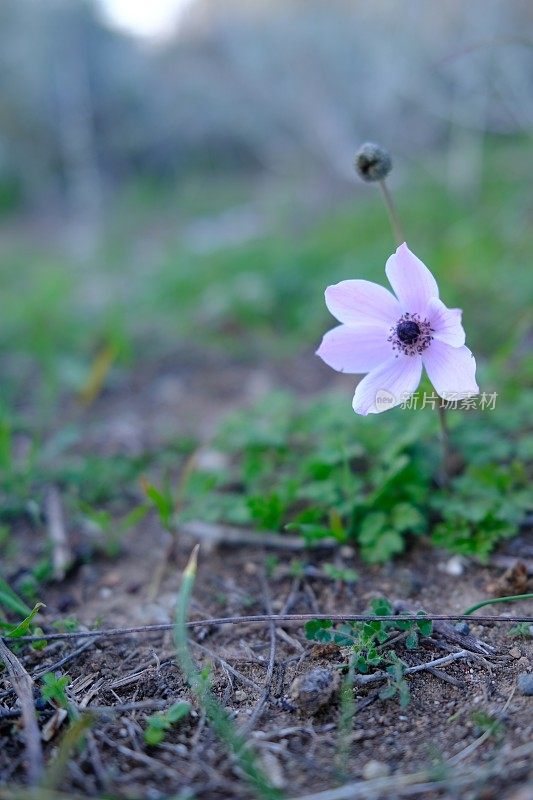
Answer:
xmin=1 ymin=349 xmax=532 ymax=799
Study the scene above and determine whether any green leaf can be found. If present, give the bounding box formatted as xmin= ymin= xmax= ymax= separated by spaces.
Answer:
xmin=398 ymin=680 xmax=411 ymax=708
xmin=165 ymin=701 xmax=190 ymax=724
xmin=41 ymin=672 xmax=71 ymax=709
xmin=365 ymin=529 xmax=405 ymax=563
xmin=371 ymin=598 xmax=393 ymax=617
xmin=144 ymin=724 xmax=167 ymax=746
xmin=0 ymin=578 xmax=32 ymax=617
xmin=247 ymin=493 xmax=285 ymax=530
xmin=144 ymin=702 xmax=190 ymax=746
xmin=304 ymin=619 xmax=333 ymax=642
xmin=6 ymin=602 xmax=45 ymax=639
xmin=379 ymin=685 xmax=396 ymax=700
xmin=391 ymin=503 xmax=425 ymax=533
xmin=356 ymin=657 xmax=369 ymax=673
xmin=144 ymin=481 xmax=174 ymax=528
xmin=323 ymin=563 xmax=358 ymax=583
xmin=416 ymin=614 xmax=433 ymax=637
xmin=358 ymin=512 xmax=387 ymax=545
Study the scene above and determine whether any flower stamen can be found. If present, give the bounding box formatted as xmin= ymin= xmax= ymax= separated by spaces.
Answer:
xmin=388 ymin=312 xmax=433 ymax=356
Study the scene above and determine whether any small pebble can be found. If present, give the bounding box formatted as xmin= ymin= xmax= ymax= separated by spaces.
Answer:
xmin=443 ymin=556 xmax=465 ymax=576
xmin=509 ymin=646 xmax=522 ymax=659
xmin=235 ymin=690 xmax=247 ymax=702
xmin=454 ymin=622 xmax=470 ymax=636
xmin=362 ymin=760 xmax=391 ymax=780
xmin=289 ymin=668 xmax=340 ymax=714
xmin=101 ymin=570 xmax=121 ymax=588
xmin=517 ymin=673 xmax=533 ymax=696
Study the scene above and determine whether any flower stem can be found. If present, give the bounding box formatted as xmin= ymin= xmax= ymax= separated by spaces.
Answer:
xmin=437 ymin=404 xmax=451 ymax=486
xmin=376 ymin=176 xmax=452 ymax=485
xmin=378 ymin=179 xmax=404 ymax=246
xmin=463 ymin=593 xmax=533 ymax=617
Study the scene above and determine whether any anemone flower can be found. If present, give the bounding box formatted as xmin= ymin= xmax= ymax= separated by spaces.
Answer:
xmin=317 ymin=243 xmax=478 ymax=415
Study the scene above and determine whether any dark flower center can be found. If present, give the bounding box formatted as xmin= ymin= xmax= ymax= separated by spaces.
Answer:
xmin=388 ymin=312 xmax=433 ymax=356
xmin=396 ymin=320 xmax=421 ymax=345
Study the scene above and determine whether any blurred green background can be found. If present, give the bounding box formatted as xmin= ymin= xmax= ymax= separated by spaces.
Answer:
xmin=1 ymin=1 xmax=532 ymax=406
xmin=0 ymin=1 xmax=531 ymax=571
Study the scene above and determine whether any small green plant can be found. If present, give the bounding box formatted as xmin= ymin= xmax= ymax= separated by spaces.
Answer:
xmin=51 ymin=617 xmax=80 ymax=633
xmin=41 ymin=672 xmax=71 ymax=710
xmin=180 ymin=383 xmax=530 ymax=563
xmin=289 ymin=559 xmax=305 ymax=578
xmin=144 ymin=701 xmax=191 ymax=746
xmin=142 ymin=478 xmax=175 ymax=530
xmin=79 ymin=502 xmax=148 ymax=557
xmin=264 ymin=554 xmax=279 ymax=577
xmin=336 ymin=665 xmax=356 ymax=779
xmin=508 ymin=622 xmax=532 ymax=639
xmin=0 ymin=600 xmax=46 ymax=648
xmin=305 ymin=599 xmax=431 ymax=668
xmin=431 ymin=462 xmax=530 ymax=560
xmin=471 ymin=710 xmax=505 ymax=741
xmin=322 ymin=563 xmax=359 ymax=583
xmin=305 ymin=598 xmax=432 ymax=706
xmin=0 ymin=576 xmax=32 ymax=618
xmin=378 ymin=652 xmax=410 ymax=708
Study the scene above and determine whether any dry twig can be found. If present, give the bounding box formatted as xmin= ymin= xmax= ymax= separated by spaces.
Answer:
xmin=45 ymin=486 xmax=71 ymax=582
xmin=0 ymin=639 xmax=44 ymax=785
xmin=242 ymin=573 xmax=278 ymax=733
xmin=181 ymin=520 xmax=337 ymax=550
xmin=8 ymin=611 xmax=533 ymax=645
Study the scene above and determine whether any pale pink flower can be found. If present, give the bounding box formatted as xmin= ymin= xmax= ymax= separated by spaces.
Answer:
xmin=317 ymin=243 xmax=479 ymax=415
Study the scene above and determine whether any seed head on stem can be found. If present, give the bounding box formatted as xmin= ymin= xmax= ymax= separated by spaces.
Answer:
xmin=354 ymin=142 xmax=403 ymax=247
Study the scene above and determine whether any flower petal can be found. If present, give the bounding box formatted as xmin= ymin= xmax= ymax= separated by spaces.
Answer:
xmin=425 ymin=297 xmax=465 ymax=347
xmin=325 ymin=280 xmax=401 ymax=327
xmin=423 ymin=342 xmax=479 ymax=400
xmin=316 ymin=324 xmax=392 ymax=374
xmin=385 ymin=243 xmax=439 ymax=314
xmin=352 ymin=355 xmax=422 ymax=415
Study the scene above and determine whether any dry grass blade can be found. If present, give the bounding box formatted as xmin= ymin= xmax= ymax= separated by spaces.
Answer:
xmin=0 ymin=639 xmax=44 ymax=785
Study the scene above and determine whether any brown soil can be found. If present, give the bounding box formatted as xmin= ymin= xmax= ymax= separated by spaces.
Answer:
xmin=1 ymin=350 xmax=532 ymax=800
